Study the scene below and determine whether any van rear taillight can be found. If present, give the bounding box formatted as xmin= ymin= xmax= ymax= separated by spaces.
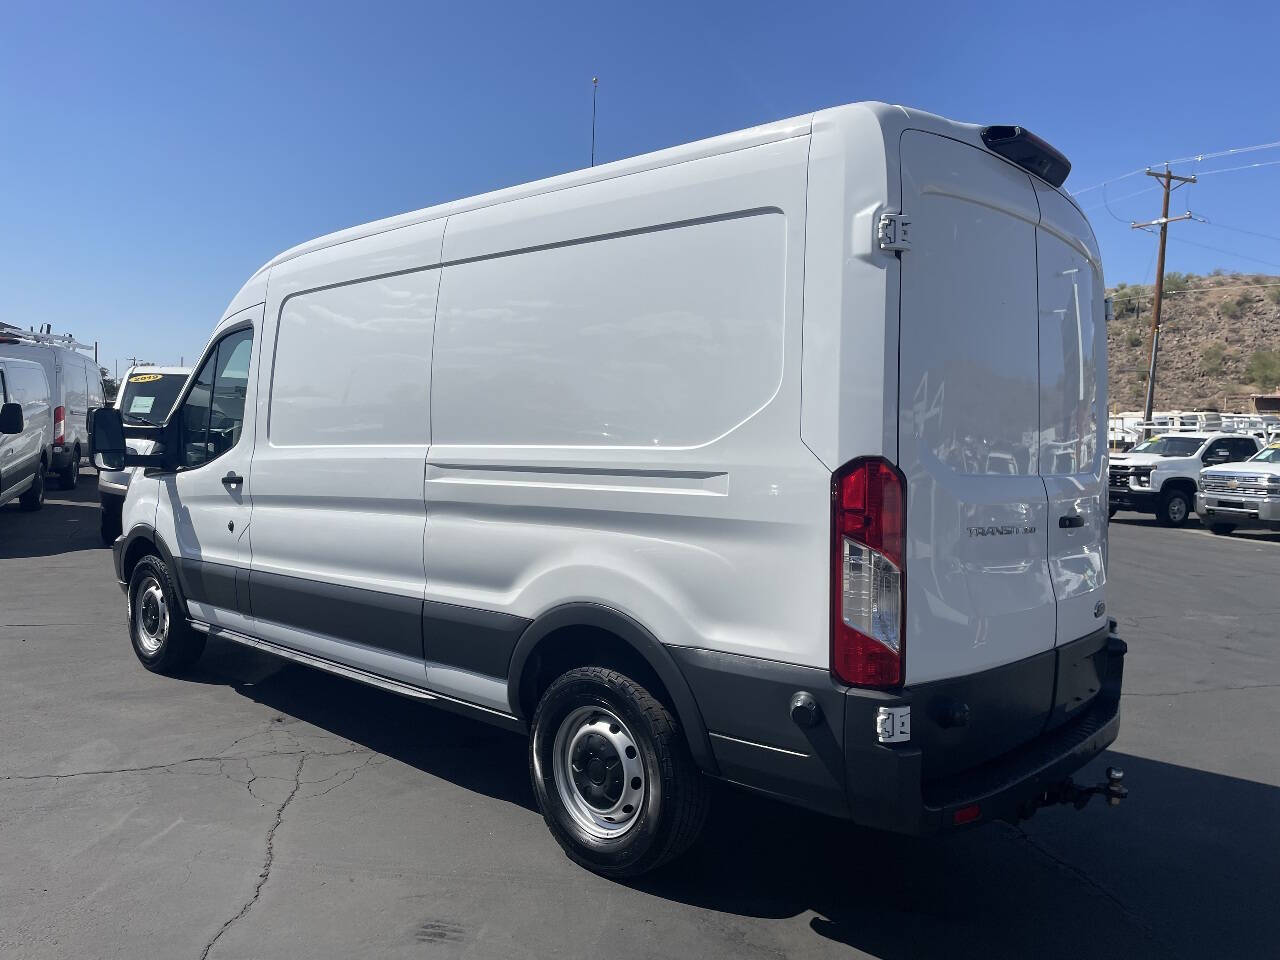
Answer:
xmin=832 ymin=458 xmax=905 ymax=688
xmin=53 ymin=405 xmax=65 ymax=445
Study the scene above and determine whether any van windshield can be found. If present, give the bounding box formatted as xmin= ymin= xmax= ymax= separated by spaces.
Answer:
xmin=1129 ymin=436 xmax=1204 ymax=457
xmin=119 ymin=373 xmax=185 ymax=425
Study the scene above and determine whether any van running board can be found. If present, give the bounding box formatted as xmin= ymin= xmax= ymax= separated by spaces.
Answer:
xmin=188 ymin=619 xmax=521 ymax=725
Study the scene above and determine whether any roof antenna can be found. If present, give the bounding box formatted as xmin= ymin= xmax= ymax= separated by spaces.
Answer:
xmin=590 ymin=77 xmax=599 ymax=167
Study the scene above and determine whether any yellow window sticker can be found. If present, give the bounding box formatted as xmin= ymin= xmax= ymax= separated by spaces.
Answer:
xmin=128 ymin=374 xmax=163 ymax=383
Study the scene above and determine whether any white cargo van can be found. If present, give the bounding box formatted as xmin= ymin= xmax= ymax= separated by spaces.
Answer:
xmin=0 ymin=329 xmax=104 ymax=489
xmin=0 ymin=356 xmax=53 ymax=511
xmin=97 ymin=365 xmax=190 ymax=542
xmin=92 ymin=102 xmax=1126 ymax=877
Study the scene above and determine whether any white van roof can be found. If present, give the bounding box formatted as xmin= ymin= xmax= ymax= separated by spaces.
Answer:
xmin=225 ymin=101 xmax=1083 ymax=320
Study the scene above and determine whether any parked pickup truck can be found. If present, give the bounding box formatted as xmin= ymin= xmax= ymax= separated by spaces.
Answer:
xmin=1197 ymin=443 xmax=1280 ymax=535
xmin=1109 ymin=432 xmax=1261 ymax=526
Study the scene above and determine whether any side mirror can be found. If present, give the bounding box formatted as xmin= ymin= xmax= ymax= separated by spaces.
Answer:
xmin=0 ymin=402 xmax=23 ymax=435
xmin=90 ymin=406 xmax=126 ymax=469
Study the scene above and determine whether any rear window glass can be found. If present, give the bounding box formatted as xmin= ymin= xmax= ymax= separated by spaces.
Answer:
xmin=120 ymin=373 xmax=186 ymax=425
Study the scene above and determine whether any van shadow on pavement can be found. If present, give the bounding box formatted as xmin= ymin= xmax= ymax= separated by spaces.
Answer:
xmin=191 ymin=636 xmax=1278 ymax=960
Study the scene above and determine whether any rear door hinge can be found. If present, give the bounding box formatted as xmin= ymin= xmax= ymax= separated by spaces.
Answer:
xmin=878 ymin=212 xmax=912 ymax=252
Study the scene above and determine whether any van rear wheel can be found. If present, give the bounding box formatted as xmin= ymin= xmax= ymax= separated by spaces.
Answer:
xmin=529 ymin=666 xmax=709 ymax=877
xmin=57 ymin=447 xmax=80 ymax=489
xmin=127 ymin=554 xmax=205 ymax=673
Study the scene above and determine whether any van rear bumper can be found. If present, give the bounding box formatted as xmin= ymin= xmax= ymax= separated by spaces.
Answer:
xmin=670 ymin=627 xmax=1125 ymax=833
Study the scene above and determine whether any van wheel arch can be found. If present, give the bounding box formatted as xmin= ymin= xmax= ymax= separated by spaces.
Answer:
xmin=508 ymin=604 xmax=718 ymax=776
xmin=119 ymin=526 xmax=190 ymax=618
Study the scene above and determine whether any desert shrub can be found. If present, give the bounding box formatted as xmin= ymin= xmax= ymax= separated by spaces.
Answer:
xmin=1163 ymin=272 xmax=1192 ymax=294
xmin=1201 ymin=344 xmax=1226 ymax=376
xmin=1221 ymin=297 xmax=1242 ymax=319
xmin=1125 ymin=329 xmax=1144 ymax=348
xmin=1267 ymin=286 xmax=1280 ymax=305
xmin=1246 ymin=349 xmax=1280 ymax=389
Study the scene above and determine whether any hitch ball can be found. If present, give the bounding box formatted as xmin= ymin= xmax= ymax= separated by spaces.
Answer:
xmin=1105 ymin=767 xmax=1128 ymax=806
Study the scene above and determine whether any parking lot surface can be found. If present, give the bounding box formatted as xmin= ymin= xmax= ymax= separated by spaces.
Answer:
xmin=2 ymin=473 xmax=1277 ymax=959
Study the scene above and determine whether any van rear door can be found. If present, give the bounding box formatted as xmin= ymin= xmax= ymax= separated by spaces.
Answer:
xmin=1035 ymin=184 xmax=1108 ymax=646
xmin=897 ymin=130 xmax=1056 ymax=684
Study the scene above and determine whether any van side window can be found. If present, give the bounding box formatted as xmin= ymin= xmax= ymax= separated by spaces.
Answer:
xmin=180 ymin=328 xmax=253 ymax=469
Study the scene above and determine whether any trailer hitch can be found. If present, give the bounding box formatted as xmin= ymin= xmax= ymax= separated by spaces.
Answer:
xmin=1020 ymin=767 xmax=1128 ymax=819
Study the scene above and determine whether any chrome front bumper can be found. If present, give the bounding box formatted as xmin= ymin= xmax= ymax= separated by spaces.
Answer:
xmin=1196 ymin=493 xmax=1280 ymax=525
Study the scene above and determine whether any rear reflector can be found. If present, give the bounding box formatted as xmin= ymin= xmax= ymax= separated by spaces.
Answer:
xmin=832 ymin=459 xmax=905 ymax=688
xmin=980 ymin=125 xmax=1071 ymax=188
xmin=953 ymin=804 xmax=982 ymax=825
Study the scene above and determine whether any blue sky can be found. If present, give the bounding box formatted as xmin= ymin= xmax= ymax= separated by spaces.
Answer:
xmin=3 ymin=0 xmax=1279 ymax=376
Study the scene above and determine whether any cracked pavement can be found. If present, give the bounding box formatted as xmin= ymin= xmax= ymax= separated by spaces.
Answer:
xmin=1 ymin=474 xmax=1277 ymax=959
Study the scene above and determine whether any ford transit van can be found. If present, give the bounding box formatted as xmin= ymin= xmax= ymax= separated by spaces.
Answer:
xmin=0 ymin=356 xmax=53 ymax=511
xmin=0 ymin=328 xmax=104 ymax=489
xmin=93 ymin=102 xmax=1125 ymax=877
xmin=97 ymin=365 xmax=190 ymax=542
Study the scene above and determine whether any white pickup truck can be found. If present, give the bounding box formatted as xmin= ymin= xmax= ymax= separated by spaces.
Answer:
xmin=1197 ymin=443 xmax=1280 ymax=535
xmin=1109 ymin=432 xmax=1261 ymax=526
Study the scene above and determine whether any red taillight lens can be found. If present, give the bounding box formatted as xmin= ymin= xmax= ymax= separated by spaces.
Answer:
xmin=832 ymin=458 xmax=905 ymax=688
xmin=53 ymin=405 xmax=65 ymax=445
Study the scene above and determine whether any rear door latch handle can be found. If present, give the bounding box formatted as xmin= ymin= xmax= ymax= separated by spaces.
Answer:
xmin=1058 ymin=514 xmax=1084 ymax=528
xmin=221 ymin=472 xmax=243 ymax=488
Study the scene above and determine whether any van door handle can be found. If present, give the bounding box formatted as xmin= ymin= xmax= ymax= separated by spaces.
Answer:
xmin=221 ymin=472 xmax=243 ymax=488
xmin=1058 ymin=514 xmax=1084 ymax=528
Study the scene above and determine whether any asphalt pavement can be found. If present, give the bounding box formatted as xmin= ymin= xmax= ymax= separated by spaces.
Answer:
xmin=1 ymin=472 xmax=1277 ymax=959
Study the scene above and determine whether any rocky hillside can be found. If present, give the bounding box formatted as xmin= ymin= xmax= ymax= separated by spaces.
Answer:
xmin=1107 ymin=272 xmax=1280 ymax=411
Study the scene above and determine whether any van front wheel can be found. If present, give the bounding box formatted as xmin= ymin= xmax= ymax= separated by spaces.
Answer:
xmin=127 ymin=554 xmax=205 ymax=673
xmin=529 ymin=666 xmax=709 ymax=877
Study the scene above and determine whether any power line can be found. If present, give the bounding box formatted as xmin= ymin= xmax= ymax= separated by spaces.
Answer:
xmin=1109 ymin=280 xmax=1280 ymax=304
xmin=1193 ymin=217 xmax=1280 ymax=246
xmin=1165 ymin=234 xmax=1280 ymax=269
xmin=1195 ymin=157 xmax=1280 ymax=178
xmin=1071 ymin=136 xmax=1280 ymax=196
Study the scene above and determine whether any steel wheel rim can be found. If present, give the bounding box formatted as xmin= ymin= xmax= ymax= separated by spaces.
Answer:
xmin=1169 ymin=498 xmax=1187 ymax=523
xmin=135 ymin=578 xmax=168 ymax=655
xmin=552 ymin=705 xmax=646 ymax=839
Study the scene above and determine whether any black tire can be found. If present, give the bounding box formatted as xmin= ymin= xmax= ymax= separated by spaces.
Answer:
xmin=1158 ymin=488 xmax=1192 ymax=527
xmin=1108 ymin=507 xmax=1118 ymax=520
xmin=57 ymin=447 xmax=80 ymax=489
xmin=530 ymin=666 xmax=709 ymax=877
xmin=18 ymin=461 xmax=45 ymax=511
xmin=99 ymin=494 xmax=123 ymax=544
xmin=127 ymin=554 xmax=205 ymax=674
xmin=1209 ymin=522 xmax=1237 ymax=536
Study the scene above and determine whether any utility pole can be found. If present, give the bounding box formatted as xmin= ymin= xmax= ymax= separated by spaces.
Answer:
xmin=590 ymin=77 xmax=599 ymax=167
xmin=1132 ymin=165 xmax=1196 ymax=433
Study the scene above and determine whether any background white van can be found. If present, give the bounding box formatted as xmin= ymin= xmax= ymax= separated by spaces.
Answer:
xmin=0 ymin=356 xmax=53 ymax=511
xmin=97 ymin=365 xmax=190 ymax=542
xmin=97 ymin=101 xmax=1124 ymax=877
xmin=0 ymin=328 xmax=104 ymax=489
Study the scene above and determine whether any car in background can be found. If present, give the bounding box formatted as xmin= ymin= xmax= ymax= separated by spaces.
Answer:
xmin=1197 ymin=442 xmax=1280 ymax=535
xmin=0 ymin=328 xmax=105 ymax=489
xmin=0 ymin=356 xmax=53 ymax=511
xmin=1108 ymin=432 xmax=1261 ymax=526
xmin=97 ymin=366 xmax=189 ymax=541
